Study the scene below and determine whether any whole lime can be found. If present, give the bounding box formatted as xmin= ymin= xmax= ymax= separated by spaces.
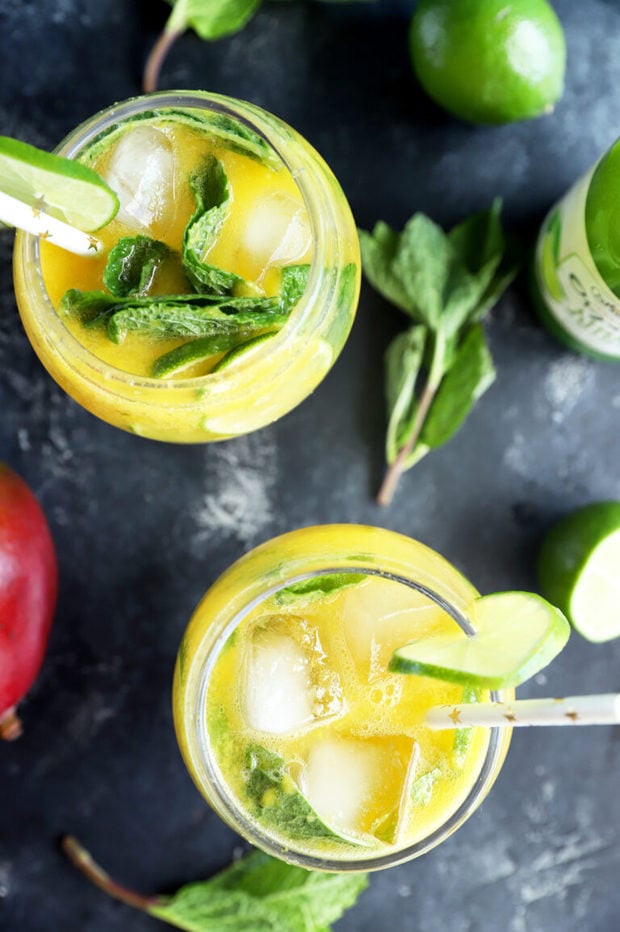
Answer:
xmin=538 ymin=502 xmax=620 ymax=643
xmin=409 ymin=0 xmax=566 ymax=125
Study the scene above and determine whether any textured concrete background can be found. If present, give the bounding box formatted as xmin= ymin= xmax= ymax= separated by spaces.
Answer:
xmin=1 ymin=1 xmax=619 ymax=929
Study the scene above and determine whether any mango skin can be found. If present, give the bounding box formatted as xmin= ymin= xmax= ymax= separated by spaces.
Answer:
xmin=0 ymin=464 xmax=57 ymax=738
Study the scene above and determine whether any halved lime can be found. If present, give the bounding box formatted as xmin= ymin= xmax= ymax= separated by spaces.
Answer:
xmin=389 ymin=591 xmax=570 ymax=689
xmin=0 ymin=136 xmax=119 ymax=231
xmin=538 ymin=502 xmax=620 ymax=642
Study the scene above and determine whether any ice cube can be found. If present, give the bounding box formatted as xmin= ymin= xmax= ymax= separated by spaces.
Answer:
xmin=241 ymin=191 xmax=311 ymax=279
xmin=242 ymin=615 xmax=344 ymax=735
xmin=104 ymin=126 xmax=176 ymax=232
xmin=244 ymin=627 xmax=314 ymax=734
xmin=342 ymin=578 xmax=445 ymax=680
xmin=300 ymin=738 xmax=386 ymax=837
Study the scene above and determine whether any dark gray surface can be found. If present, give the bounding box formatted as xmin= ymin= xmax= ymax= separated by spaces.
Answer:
xmin=1 ymin=1 xmax=619 ymax=930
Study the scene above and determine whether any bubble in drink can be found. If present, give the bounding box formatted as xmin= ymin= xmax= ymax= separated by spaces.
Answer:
xmin=103 ymin=126 xmax=176 ymax=231
xmin=241 ymin=191 xmax=311 ymax=280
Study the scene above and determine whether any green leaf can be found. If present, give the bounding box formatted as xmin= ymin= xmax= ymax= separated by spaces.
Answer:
xmin=419 ymin=325 xmax=495 ymax=450
xmin=384 ymin=326 xmax=426 ymax=465
xmin=166 ymin=0 xmax=262 ymax=42
xmin=280 ymin=263 xmax=311 ymax=312
xmin=359 ymin=223 xmax=413 ymax=317
xmin=410 ymin=767 xmax=442 ymax=807
xmin=275 ymin=572 xmax=365 ymax=606
xmin=453 ymin=685 xmax=482 ymax=767
xmin=107 ymin=297 xmax=285 ymax=343
xmin=103 ymin=235 xmax=169 ymax=297
xmin=392 ymin=213 xmax=454 ymax=330
xmin=182 ymin=155 xmax=245 ymax=295
xmin=244 ymin=745 xmax=358 ymax=845
xmin=150 ymin=850 xmax=368 ymax=932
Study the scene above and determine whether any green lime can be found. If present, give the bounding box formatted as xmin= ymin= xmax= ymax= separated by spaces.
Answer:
xmin=0 ymin=136 xmax=119 ymax=231
xmin=409 ymin=0 xmax=566 ymax=125
xmin=538 ymin=502 xmax=620 ymax=642
xmin=389 ymin=591 xmax=570 ymax=688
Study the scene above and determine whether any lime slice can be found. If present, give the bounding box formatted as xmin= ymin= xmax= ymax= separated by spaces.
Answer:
xmin=389 ymin=591 xmax=570 ymax=689
xmin=538 ymin=502 xmax=620 ymax=642
xmin=0 ymin=136 xmax=119 ymax=232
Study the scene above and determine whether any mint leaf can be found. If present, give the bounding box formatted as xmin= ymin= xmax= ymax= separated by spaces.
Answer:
xmin=384 ymin=325 xmax=426 ymax=466
xmin=360 ymin=202 xmax=518 ymax=505
xmin=245 ymin=745 xmax=354 ymax=844
xmin=183 ymin=155 xmax=245 ymax=295
xmin=419 ymin=325 xmax=495 ymax=450
xmin=453 ymin=684 xmax=482 ymax=766
xmin=410 ymin=767 xmax=442 ymax=806
xmin=275 ymin=572 xmax=365 ymax=606
xmin=359 ymin=222 xmax=413 ymax=316
xmin=151 ymin=851 xmax=368 ymax=931
xmin=280 ymin=263 xmax=311 ymax=312
xmin=107 ymin=297 xmax=285 ymax=343
xmin=62 ymin=836 xmax=367 ymax=932
xmin=166 ymin=0 xmax=261 ymax=43
xmin=103 ymin=235 xmax=169 ymax=297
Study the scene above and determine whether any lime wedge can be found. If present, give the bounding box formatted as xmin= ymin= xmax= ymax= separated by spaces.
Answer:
xmin=538 ymin=502 xmax=620 ymax=642
xmin=0 ymin=136 xmax=119 ymax=232
xmin=389 ymin=591 xmax=570 ymax=689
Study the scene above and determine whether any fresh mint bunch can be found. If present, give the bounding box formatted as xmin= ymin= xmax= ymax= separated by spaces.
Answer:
xmin=359 ymin=200 xmax=519 ymax=505
xmin=144 ymin=0 xmax=377 ymax=92
xmin=62 ymin=835 xmax=368 ymax=931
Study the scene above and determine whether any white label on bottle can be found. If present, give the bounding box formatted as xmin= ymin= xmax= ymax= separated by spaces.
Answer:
xmin=535 ymin=166 xmax=620 ymax=356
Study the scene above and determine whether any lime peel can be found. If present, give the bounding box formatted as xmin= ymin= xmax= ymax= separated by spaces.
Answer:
xmin=0 ymin=135 xmax=119 ymax=232
xmin=389 ymin=591 xmax=570 ymax=689
xmin=538 ymin=501 xmax=620 ymax=643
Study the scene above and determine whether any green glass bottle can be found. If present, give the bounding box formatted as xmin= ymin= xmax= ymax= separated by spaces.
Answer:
xmin=534 ymin=139 xmax=620 ymax=361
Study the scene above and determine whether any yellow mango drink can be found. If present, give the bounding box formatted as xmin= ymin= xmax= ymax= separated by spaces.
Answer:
xmin=174 ymin=526 xmax=512 ymax=870
xmin=13 ymin=92 xmax=359 ymax=442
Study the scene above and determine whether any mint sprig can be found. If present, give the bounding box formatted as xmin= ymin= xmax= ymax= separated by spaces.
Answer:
xmin=62 ymin=835 xmax=368 ymax=931
xmin=359 ymin=200 xmax=519 ymax=505
xmin=144 ymin=0 xmax=378 ymax=93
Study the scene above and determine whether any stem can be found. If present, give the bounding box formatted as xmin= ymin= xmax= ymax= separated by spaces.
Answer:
xmin=0 ymin=706 xmax=22 ymax=741
xmin=143 ymin=28 xmax=182 ymax=93
xmin=377 ymin=332 xmax=446 ymax=507
xmin=61 ymin=836 xmax=160 ymax=913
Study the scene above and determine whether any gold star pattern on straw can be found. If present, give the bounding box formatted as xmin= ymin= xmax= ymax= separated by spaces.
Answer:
xmin=39 ymin=230 xmax=52 ymax=240
xmin=87 ymin=235 xmax=99 ymax=252
xmin=504 ymin=712 xmax=517 ymax=723
xmin=565 ymin=710 xmax=579 ymax=722
xmin=449 ymin=708 xmax=461 ymax=725
xmin=31 ymin=195 xmax=47 ymax=219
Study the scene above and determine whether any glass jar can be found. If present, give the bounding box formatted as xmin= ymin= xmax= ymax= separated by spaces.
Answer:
xmin=173 ymin=525 xmax=513 ymax=872
xmin=13 ymin=91 xmax=360 ymax=442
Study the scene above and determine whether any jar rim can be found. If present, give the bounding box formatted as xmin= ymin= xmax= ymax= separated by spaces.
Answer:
xmin=187 ymin=558 xmax=510 ymax=872
xmin=16 ymin=89 xmax=334 ymax=393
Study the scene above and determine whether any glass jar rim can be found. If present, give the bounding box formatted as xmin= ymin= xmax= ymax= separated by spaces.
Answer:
xmin=190 ymin=562 xmax=510 ymax=873
xmin=18 ymin=89 xmax=334 ymax=393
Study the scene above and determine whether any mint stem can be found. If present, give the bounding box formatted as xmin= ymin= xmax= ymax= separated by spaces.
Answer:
xmin=143 ymin=27 xmax=183 ymax=93
xmin=61 ymin=836 xmax=160 ymax=913
xmin=377 ymin=331 xmax=445 ymax=507
xmin=377 ymin=375 xmax=437 ymax=506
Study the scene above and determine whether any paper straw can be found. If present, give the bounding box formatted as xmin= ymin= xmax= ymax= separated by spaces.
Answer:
xmin=426 ymin=693 xmax=620 ymax=729
xmin=0 ymin=189 xmax=102 ymax=256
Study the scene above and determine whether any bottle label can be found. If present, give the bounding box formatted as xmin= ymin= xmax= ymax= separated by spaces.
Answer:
xmin=535 ymin=167 xmax=620 ymax=356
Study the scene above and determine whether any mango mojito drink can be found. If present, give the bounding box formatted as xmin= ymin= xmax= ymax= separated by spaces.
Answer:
xmin=13 ymin=92 xmax=359 ymax=441
xmin=174 ymin=525 xmax=513 ymax=870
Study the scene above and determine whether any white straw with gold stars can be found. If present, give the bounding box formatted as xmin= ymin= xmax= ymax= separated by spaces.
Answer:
xmin=426 ymin=693 xmax=620 ymax=729
xmin=0 ymin=189 xmax=102 ymax=256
